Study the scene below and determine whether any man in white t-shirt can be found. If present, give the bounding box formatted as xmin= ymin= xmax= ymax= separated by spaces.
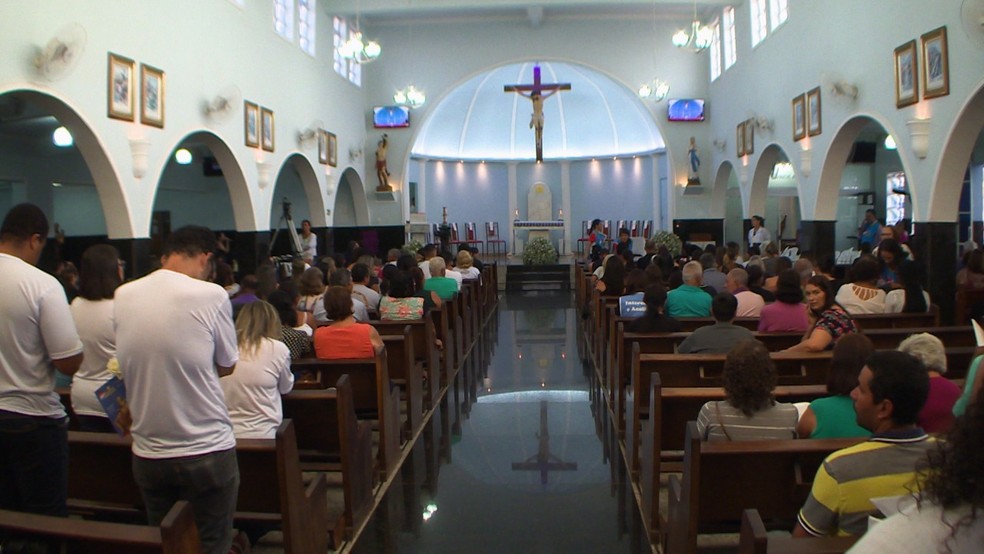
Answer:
xmin=0 ymin=203 xmax=84 ymax=517
xmin=115 ymin=226 xmax=239 ymax=554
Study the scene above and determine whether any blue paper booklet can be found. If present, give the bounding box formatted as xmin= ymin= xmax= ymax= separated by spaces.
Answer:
xmin=94 ymin=377 xmax=128 ymax=436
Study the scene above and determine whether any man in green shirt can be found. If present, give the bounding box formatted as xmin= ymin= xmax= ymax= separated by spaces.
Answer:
xmin=665 ymin=260 xmax=712 ymax=318
xmin=424 ymin=256 xmax=458 ymax=300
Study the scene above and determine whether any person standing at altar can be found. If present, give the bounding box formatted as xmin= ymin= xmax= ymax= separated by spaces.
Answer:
xmin=588 ymin=219 xmax=606 ymax=264
xmin=747 ymin=215 xmax=771 ymax=253
xmin=299 ymin=220 xmax=316 ymax=264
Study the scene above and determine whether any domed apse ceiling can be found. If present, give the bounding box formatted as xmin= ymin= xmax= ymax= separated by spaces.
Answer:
xmin=411 ymin=61 xmax=664 ymax=161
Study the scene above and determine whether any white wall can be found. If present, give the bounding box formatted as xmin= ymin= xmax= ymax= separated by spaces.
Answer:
xmin=705 ymin=0 xmax=984 ymax=223
xmin=0 ymin=0 xmax=366 ymax=237
xmin=365 ymin=15 xmax=709 ymax=225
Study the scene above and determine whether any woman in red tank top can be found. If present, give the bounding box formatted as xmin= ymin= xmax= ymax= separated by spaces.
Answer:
xmin=314 ymin=286 xmax=384 ymax=359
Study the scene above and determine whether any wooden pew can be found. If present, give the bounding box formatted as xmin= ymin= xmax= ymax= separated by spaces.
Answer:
xmin=379 ymin=326 xmax=424 ymax=437
xmin=665 ymin=422 xmax=863 ymax=554
xmin=638 ymin=377 xmax=828 ymax=539
xmin=371 ymin=318 xmax=440 ymax=411
xmin=291 ymin=352 xmax=402 ymax=476
xmin=67 ymin=420 xmax=334 ymax=553
xmin=738 ymin=509 xmax=858 ymax=553
xmin=0 ymin=501 xmax=200 ymax=554
xmin=627 ymin=345 xmax=832 ymax=472
xmin=280 ymin=375 xmax=375 ymax=541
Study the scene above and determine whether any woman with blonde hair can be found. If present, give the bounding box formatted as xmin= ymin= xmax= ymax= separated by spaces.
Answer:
xmin=220 ymin=301 xmax=294 ymax=439
xmin=455 ymin=249 xmax=481 ymax=281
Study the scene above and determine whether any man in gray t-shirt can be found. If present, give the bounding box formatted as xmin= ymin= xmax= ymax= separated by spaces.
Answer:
xmin=678 ymin=292 xmax=754 ymax=354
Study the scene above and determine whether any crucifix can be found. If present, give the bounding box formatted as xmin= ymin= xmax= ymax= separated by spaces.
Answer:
xmin=504 ymin=65 xmax=571 ymax=162
xmin=511 ymin=401 xmax=577 ymax=484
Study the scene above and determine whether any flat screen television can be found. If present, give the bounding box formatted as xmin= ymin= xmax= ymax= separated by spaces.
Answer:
xmin=667 ymin=98 xmax=705 ymax=122
xmin=373 ymin=106 xmax=410 ymax=128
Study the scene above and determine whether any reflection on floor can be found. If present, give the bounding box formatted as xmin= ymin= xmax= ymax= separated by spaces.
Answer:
xmin=349 ymin=290 xmax=650 ymax=554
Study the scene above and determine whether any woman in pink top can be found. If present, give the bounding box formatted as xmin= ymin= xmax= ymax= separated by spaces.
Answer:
xmin=757 ymin=269 xmax=809 ymax=332
xmin=314 ymin=286 xmax=384 ymax=359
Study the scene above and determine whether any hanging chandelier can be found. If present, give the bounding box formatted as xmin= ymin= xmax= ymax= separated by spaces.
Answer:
xmin=394 ymin=84 xmax=426 ymax=108
xmin=339 ymin=30 xmax=380 ymax=64
xmin=672 ymin=0 xmax=713 ymax=52
xmin=638 ymin=79 xmax=670 ymax=102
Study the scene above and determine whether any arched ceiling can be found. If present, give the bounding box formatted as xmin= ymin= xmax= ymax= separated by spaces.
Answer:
xmin=411 ymin=61 xmax=665 ymax=161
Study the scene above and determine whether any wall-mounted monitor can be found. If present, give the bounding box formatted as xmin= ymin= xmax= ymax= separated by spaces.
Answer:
xmin=373 ymin=106 xmax=410 ymax=128
xmin=667 ymin=98 xmax=705 ymax=122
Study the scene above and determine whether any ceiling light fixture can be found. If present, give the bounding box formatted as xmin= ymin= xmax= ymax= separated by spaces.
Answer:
xmin=638 ymin=79 xmax=670 ymax=102
xmin=394 ymin=84 xmax=426 ymax=108
xmin=174 ymin=148 xmax=193 ymax=165
xmin=339 ymin=0 xmax=380 ymax=64
xmin=52 ymin=126 xmax=73 ymax=147
xmin=672 ymin=0 xmax=714 ymax=52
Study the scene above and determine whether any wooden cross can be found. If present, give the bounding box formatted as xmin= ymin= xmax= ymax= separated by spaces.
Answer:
xmin=504 ymin=65 xmax=571 ymax=162
xmin=511 ymin=401 xmax=577 ymax=484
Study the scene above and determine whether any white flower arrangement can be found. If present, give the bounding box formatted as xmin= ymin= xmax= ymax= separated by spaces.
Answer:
xmin=523 ymin=237 xmax=559 ymax=265
xmin=401 ymin=240 xmax=424 ymax=256
xmin=651 ymin=230 xmax=683 ymax=257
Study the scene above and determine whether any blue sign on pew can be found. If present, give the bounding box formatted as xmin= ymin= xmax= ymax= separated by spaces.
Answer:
xmin=619 ymin=293 xmax=646 ymax=318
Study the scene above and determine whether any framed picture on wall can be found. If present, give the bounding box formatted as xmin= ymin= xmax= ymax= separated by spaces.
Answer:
xmin=139 ymin=64 xmax=165 ymax=128
xmin=921 ymin=26 xmax=949 ymax=99
xmin=807 ymin=86 xmax=821 ymax=136
xmin=744 ymin=118 xmax=755 ymax=155
xmin=244 ymin=101 xmax=259 ymax=147
xmin=792 ymin=94 xmax=806 ymax=141
xmin=736 ymin=121 xmax=746 ymax=157
xmin=327 ymin=131 xmax=338 ymax=167
xmin=107 ymin=53 xmax=135 ymax=121
xmin=318 ymin=129 xmax=329 ymax=164
xmin=894 ymin=39 xmax=918 ymax=108
xmin=261 ymin=107 xmax=275 ymax=152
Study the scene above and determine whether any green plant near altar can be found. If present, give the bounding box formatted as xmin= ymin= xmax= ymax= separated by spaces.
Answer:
xmin=651 ymin=230 xmax=683 ymax=257
xmin=401 ymin=239 xmax=423 ymax=256
xmin=523 ymin=237 xmax=558 ymax=265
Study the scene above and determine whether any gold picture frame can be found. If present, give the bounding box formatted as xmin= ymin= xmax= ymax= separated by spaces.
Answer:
xmin=327 ymin=131 xmax=338 ymax=167
xmin=807 ymin=86 xmax=822 ymax=136
xmin=107 ymin=53 xmax=135 ymax=121
xmin=792 ymin=94 xmax=806 ymax=141
xmin=317 ymin=129 xmax=329 ymax=164
xmin=921 ymin=26 xmax=949 ymax=99
xmin=261 ymin=107 xmax=275 ymax=152
xmin=894 ymin=40 xmax=918 ymax=108
xmin=139 ymin=64 xmax=165 ymax=128
xmin=744 ymin=118 xmax=755 ymax=155
xmin=244 ymin=101 xmax=259 ymax=148
xmin=736 ymin=121 xmax=745 ymax=157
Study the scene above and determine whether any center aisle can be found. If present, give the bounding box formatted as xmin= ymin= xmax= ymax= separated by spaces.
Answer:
xmin=351 ymin=290 xmax=649 ymax=553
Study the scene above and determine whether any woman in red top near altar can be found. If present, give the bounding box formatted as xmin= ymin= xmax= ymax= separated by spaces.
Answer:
xmin=314 ymin=286 xmax=384 ymax=359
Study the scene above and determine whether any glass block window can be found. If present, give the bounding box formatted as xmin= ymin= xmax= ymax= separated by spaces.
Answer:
xmin=769 ymin=0 xmax=788 ymax=31
xmin=723 ymin=6 xmax=737 ymax=69
xmin=333 ymin=16 xmax=361 ymax=86
xmin=274 ymin=0 xmax=294 ymax=41
xmin=750 ymin=0 xmax=768 ymax=46
xmin=298 ymin=0 xmax=316 ymax=56
xmin=709 ymin=24 xmax=722 ymax=81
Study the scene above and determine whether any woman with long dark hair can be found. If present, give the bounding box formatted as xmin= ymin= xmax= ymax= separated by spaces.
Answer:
xmin=885 ymin=260 xmax=930 ymax=313
xmin=785 ymin=276 xmax=858 ymax=353
xmin=797 ymin=334 xmax=873 ymax=439
xmin=70 ymin=244 xmax=124 ymax=432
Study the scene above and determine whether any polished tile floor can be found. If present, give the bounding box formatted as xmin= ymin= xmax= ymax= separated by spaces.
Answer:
xmin=351 ymin=290 xmax=649 ymax=554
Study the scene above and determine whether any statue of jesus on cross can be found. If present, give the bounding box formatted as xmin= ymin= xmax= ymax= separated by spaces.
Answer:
xmin=504 ymin=65 xmax=571 ymax=162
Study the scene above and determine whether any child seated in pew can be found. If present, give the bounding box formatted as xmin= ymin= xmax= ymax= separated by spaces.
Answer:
xmin=314 ymin=286 xmax=384 ymax=359
xmin=797 ymin=334 xmax=873 ymax=439
xmin=696 ymin=339 xmax=799 ymax=441
xmin=221 ymin=301 xmax=295 ymax=439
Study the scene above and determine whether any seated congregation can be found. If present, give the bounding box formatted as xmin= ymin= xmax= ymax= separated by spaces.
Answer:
xmin=578 ymin=231 xmax=984 ymax=551
xmin=0 ymin=202 xmax=495 ymax=553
